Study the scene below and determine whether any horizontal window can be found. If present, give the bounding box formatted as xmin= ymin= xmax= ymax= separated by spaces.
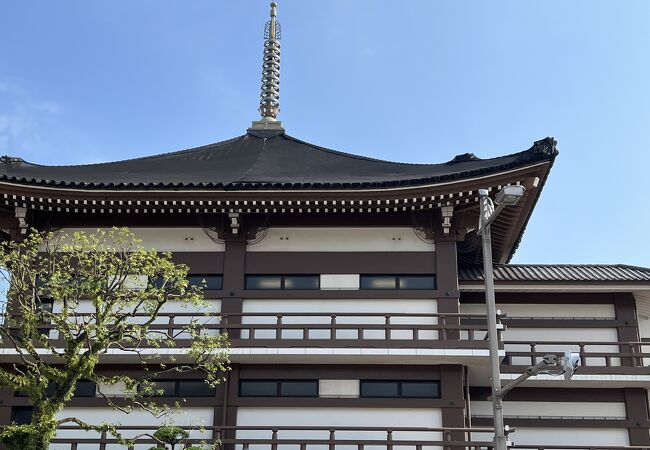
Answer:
xmin=151 ymin=275 xmax=223 ymax=290
xmin=37 ymin=299 xmax=54 ymax=313
xmin=360 ymin=275 xmax=436 ymax=290
xmin=139 ymin=380 xmax=215 ymax=397
xmin=187 ymin=275 xmax=223 ymax=290
xmin=16 ymin=380 xmax=96 ymax=398
xmin=72 ymin=379 xmax=97 ymax=397
xmin=245 ymin=275 xmax=320 ymax=290
xmin=240 ymin=380 xmax=319 ymax=397
xmin=360 ymin=380 xmax=440 ymax=398
xmin=12 ymin=407 xmax=33 ymax=425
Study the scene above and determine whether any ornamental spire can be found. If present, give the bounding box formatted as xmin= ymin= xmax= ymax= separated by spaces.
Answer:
xmin=250 ymin=1 xmax=284 ymax=132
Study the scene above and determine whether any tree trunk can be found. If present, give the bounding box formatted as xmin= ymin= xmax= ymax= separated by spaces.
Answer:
xmin=31 ymin=432 xmax=52 ymax=450
xmin=29 ymin=413 xmax=58 ymax=450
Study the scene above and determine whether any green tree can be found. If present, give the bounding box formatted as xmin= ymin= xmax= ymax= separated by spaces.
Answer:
xmin=0 ymin=228 xmax=230 ymax=450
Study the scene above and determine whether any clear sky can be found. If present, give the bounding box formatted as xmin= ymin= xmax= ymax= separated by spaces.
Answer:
xmin=0 ymin=1 xmax=648 ymax=266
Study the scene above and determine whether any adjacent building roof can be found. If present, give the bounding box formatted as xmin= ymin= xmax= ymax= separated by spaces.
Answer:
xmin=459 ymin=264 xmax=650 ymax=283
xmin=0 ymin=133 xmax=557 ymax=191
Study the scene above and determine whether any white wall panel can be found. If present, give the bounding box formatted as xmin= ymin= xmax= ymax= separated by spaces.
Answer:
xmin=52 ymin=407 xmax=213 ymax=450
xmin=504 ymin=327 xmax=618 ymax=342
xmin=57 ymin=227 xmax=225 ymax=252
xmin=319 ymin=380 xmax=360 ymax=398
xmin=50 ymin=299 xmax=222 ymax=340
xmin=237 ymin=407 xmax=442 ymax=450
xmin=461 ymin=303 xmax=615 ymax=318
xmin=320 ymin=274 xmax=360 ymax=290
xmin=504 ymin=328 xmax=619 ymax=366
xmin=241 ymin=299 xmax=437 ymax=340
xmin=247 ymin=227 xmax=434 ymax=252
xmin=471 ymin=428 xmax=628 ymax=447
xmin=638 ymin=316 xmax=650 ymax=339
xmin=96 ymin=381 xmax=128 ymax=397
xmin=471 ymin=401 xmax=627 ymax=418
xmin=53 ymin=299 xmax=221 ymax=315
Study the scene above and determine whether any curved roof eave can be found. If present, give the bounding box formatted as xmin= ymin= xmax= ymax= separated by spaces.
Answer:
xmin=0 ymin=134 xmax=558 ymax=192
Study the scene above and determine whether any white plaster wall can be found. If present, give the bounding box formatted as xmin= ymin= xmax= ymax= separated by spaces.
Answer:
xmin=471 ymin=401 xmax=627 ymax=418
xmin=56 ymin=227 xmax=225 ymax=252
xmin=636 ymin=310 xmax=650 ymax=365
xmin=53 ymin=299 xmax=221 ymax=315
xmin=96 ymin=381 xmax=128 ymax=397
xmin=241 ymin=299 xmax=437 ymax=340
xmin=52 ymin=407 xmax=213 ymax=450
xmin=236 ymin=407 xmax=442 ymax=450
xmin=461 ymin=303 xmax=615 ymax=318
xmin=247 ymin=227 xmax=435 ymax=252
xmin=638 ymin=316 xmax=650 ymax=339
xmin=50 ymin=299 xmax=222 ymax=340
xmin=319 ymin=380 xmax=360 ymax=398
xmin=504 ymin=327 xmax=620 ymax=366
xmin=473 ymin=428 xmax=628 ymax=447
xmin=320 ymin=274 xmax=360 ymax=290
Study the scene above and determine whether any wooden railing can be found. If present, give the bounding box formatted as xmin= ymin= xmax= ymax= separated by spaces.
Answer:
xmin=43 ymin=424 xmax=648 ymax=450
xmin=509 ymin=447 xmax=646 ymax=450
xmin=502 ymin=341 xmax=650 ymax=374
xmin=47 ymin=424 xmax=496 ymax=449
xmin=5 ymin=312 xmax=495 ymax=350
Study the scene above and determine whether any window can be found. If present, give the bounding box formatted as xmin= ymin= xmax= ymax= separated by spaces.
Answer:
xmin=139 ymin=380 xmax=215 ymax=397
xmin=36 ymin=299 xmax=54 ymax=313
xmin=12 ymin=407 xmax=33 ymax=425
xmin=176 ymin=380 xmax=216 ymax=397
xmin=360 ymin=380 xmax=440 ymax=398
xmin=16 ymin=380 xmax=96 ymax=398
xmin=151 ymin=275 xmax=223 ymax=290
xmin=35 ymin=298 xmax=54 ymax=334
xmin=360 ymin=275 xmax=436 ymax=290
xmin=245 ymin=275 xmax=319 ymax=290
xmin=239 ymin=380 xmax=319 ymax=397
xmin=187 ymin=275 xmax=223 ymax=290
xmin=72 ymin=380 xmax=97 ymax=397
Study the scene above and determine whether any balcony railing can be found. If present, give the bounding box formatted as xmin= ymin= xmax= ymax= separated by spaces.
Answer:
xmin=502 ymin=341 xmax=650 ymax=374
xmin=39 ymin=424 xmax=649 ymax=450
xmin=4 ymin=312 xmax=494 ymax=350
xmin=45 ymin=425 xmax=495 ymax=450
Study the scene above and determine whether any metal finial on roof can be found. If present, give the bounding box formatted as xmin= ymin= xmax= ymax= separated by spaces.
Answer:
xmin=250 ymin=1 xmax=284 ymax=133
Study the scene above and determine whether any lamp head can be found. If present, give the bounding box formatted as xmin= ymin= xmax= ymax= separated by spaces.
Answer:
xmin=495 ymin=185 xmax=525 ymax=206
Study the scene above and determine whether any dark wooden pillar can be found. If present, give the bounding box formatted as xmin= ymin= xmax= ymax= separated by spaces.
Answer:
xmin=435 ymin=236 xmax=460 ymax=340
xmin=624 ymin=388 xmax=650 ymax=446
xmin=220 ymin=234 xmax=246 ymax=448
xmin=221 ymin=238 xmax=247 ymax=339
xmin=440 ymin=365 xmax=466 ymax=448
xmin=222 ymin=364 xmax=241 ymax=450
xmin=614 ymin=293 xmax=640 ymax=367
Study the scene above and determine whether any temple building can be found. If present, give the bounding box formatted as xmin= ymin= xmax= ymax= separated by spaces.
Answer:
xmin=1 ymin=3 xmax=650 ymax=449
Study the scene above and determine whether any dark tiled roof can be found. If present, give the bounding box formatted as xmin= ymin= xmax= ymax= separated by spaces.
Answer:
xmin=459 ymin=264 xmax=650 ymax=283
xmin=0 ymin=133 xmax=557 ymax=191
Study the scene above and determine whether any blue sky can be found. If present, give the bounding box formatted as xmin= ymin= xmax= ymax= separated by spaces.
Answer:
xmin=0 ymin=1 xmax=648 ymax=266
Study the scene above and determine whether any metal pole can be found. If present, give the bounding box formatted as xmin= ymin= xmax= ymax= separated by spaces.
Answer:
xmin=480 ymin=194 xmax=507 ymax=450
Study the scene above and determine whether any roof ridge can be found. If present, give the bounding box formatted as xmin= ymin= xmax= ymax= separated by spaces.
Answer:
xmin=11 ymin=135 xmax=247 ymax=169
xmin=281 ymin=134 xmax=529 ymax=167
xmin=237 ymin=136 xmax=268 ymax=182
xmin=282 ymin=133 xmax=422 ymax=165
xmin=282 ymin=134 xmax=554 ymax=167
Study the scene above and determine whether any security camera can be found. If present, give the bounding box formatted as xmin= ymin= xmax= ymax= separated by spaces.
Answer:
xmin=563 ymin=352 xmax=581 ymax=381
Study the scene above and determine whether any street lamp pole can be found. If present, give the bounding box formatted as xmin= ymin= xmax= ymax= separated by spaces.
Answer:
xmin=478 ymin=186 xmax=525 ymax=450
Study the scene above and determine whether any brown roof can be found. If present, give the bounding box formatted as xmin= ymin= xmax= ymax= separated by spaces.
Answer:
xmin=0 ymin=133 xmax=557 ymax=191
xmin=459 ymin=264 xmax=650 ymax=283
